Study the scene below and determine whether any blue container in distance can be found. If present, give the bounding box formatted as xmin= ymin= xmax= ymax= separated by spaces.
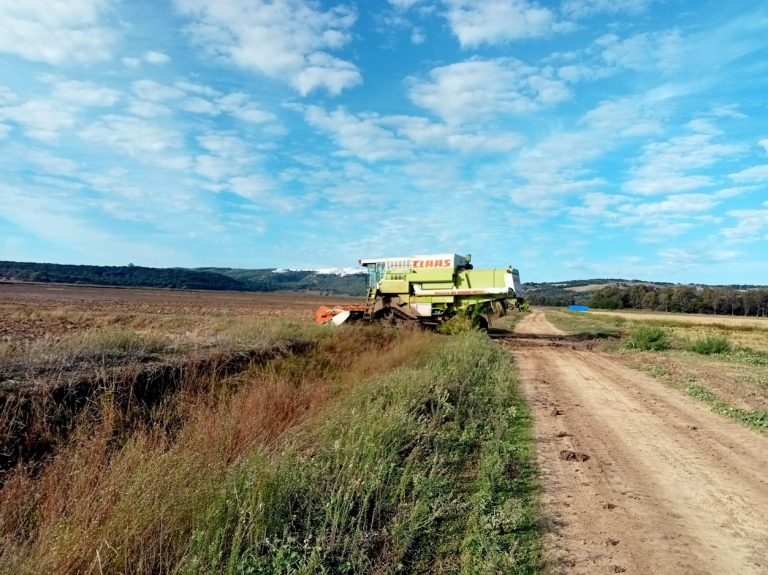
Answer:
xmin=567 ymin=305 xmax=590 ymax=312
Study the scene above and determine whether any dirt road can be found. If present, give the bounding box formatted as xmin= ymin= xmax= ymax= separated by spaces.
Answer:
xmin=506 ymin=311 xmax=768 ymax=574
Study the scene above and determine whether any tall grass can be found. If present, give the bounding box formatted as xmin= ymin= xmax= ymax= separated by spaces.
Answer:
xmin=179 ymin=332 xmax=538 ymax=574
xmin=685 ymin=336 xmax=731 ymax=355
xmin=0 ymin=327 xmax=539 ymax=574
xmin=625 ymin=325 xmax=670 ymax=351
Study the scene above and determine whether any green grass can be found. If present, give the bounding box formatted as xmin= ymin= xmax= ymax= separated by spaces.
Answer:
xmin=686 ymin=384 xmax=768 ymax=433
xmin=625 ymin=325 xmax=670 ymax=351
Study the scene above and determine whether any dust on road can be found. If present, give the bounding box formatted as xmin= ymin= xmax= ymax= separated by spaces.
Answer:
xmin=506 ymin=311 xmax=768 ymax=575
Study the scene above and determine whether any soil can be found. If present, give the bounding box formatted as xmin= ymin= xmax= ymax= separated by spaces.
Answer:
xmin=505 ymin=311 xmax=768 ymax=575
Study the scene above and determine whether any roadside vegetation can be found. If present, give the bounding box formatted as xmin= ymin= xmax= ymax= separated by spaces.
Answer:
xmin=0 ymin=309 xmax=539 ymax=574
xmin=544 ymin=309 xmax=768 ymax=434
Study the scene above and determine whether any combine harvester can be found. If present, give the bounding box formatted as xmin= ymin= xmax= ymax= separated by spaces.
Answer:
xmin=315 ymin=253 xmax=523 ymax=329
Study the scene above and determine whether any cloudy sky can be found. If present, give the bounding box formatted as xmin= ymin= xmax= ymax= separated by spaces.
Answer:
xmin=1 ymin=0 xmax=767 ymax=283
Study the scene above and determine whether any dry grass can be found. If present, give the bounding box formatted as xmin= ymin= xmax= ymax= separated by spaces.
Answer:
xmin=0 ymin=323 xmax=433 ymax=573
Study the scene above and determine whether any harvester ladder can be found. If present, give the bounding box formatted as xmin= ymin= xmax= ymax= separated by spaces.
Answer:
xmin=363 ymin=287 xmax=377 ymax=320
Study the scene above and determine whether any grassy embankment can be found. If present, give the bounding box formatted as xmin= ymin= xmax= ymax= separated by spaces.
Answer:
xmin=0 ymin=320 xmax=539 ymax=574
xmin=545 ymin=310 xmax=768 ymax=432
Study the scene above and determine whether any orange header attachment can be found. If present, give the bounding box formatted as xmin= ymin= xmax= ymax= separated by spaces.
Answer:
xmin=314 ymin=305 xmax=366 ymax=325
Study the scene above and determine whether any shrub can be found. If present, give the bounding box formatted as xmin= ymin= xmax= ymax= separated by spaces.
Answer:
xmin=686 ymin=336 xmax=731 ymax=355
xmin=626 ymin=325 xmax=669 ymax=351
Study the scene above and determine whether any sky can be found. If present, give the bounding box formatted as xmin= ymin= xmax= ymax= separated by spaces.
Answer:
xmin=0 ymin=0 xmax=767 ymax=284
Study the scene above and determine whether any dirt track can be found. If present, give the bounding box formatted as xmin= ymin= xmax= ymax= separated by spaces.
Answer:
xmin=507 ymin=311 xmax=768 ymax=574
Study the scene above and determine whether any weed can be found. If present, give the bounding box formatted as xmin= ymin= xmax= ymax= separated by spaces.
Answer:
xmin=647 ymin=364 xmax=669 ymax=379
xmin=685 ymin=336 xmax=731 ymax=355
xmin=437 ymin=313 xmax=474 ymax=334
xmin=686 ymin=383 xmax=768 ymax=432
xmin=625 ymin=326 xmax=669 ymax=351
xmin=729 ymin=348 xmax=768 ymax=366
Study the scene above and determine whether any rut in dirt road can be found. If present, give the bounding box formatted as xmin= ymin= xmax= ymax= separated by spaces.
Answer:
xmin=505 ymin=311 xmax=768 ymax=575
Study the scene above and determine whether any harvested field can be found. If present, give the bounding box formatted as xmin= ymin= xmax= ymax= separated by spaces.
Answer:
xmin=0 ymin=282 xmax=362 ymax=343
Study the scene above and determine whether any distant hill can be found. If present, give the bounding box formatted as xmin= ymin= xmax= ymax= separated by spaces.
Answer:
xmin=196 ymin=267 xmax=367 ymax=295
xmin=0 ymin=261 xmax=367 ymax=296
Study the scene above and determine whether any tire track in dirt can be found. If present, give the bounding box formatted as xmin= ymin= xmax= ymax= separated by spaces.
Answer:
xmin=505 ymin=311 xmax=768 ymax=574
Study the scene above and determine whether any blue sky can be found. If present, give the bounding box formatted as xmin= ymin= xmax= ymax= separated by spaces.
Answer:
xmin=1 ymin=0 xmax=767 ymax=283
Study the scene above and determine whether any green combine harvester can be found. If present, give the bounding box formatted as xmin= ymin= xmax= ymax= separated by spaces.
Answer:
xmin=315 ymin=253 xmax=524 ymax=329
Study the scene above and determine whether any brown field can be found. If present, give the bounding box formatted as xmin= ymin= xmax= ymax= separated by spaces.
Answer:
xmin=0 ymin=281 xmax=362 ymax=344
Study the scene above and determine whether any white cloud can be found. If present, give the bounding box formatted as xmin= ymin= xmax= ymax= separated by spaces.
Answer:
xmin=0 ymin=98 xmax=76 ymax=141
xmin=658 ymin=247 xmax=698 ymax=269
xmin=292 ymin=52 xmax=361 ymax=97
xmin=181 ymin=97 xmax=220 ymax=115
xmin=229 ymin=175 xmax=297 ymax=211
xmin=623 ymin=175 xmax=713 ymax=196
xmin=408 ymin=58 xmax=570 ymax=124
xmin=174 ymin=0 xmax=360 ymax=95
xmin=175 ymin=81 xmax=220 ymax=97
xmin=305 ymin=106 xmax=523 ymax=161
xmin=389 ymin=0 xmax=425 ymax=8
xmin=623 ymin=128 xmax=743 ymax=195
xmin=52 ymin=80 xmax=121 ymax=107
xmin=218 ymin=92 xmax=277 ymax=124
xmin=759 ymin=139 xmax=768 ymax=154
xmin=194 ymin=133 xmax=250 ymax=180
xmin=132 ymin=80 xmax=185 ymax=101
xmin=127 ymin=100 xmax=171 ymax=118
xmin=306 ymin=106 xmax=408 ymax=162
xmin=443 ymin=0 xmax=568 ymax=46
xmin=729 ymin=165 xmax=768 ymax=183
xmin=26 ymin=150 xmax=79 ymax=175
xmin=411 ymin=28 xmax=426 ymax=44
xmin=197 ymin=133 xmax=248 ymax=157
xmin=144 ymin=50 xmax=170 ymax=64
xmin=0 ymin=123 xmax=9 ymax=139
xmin=722 ymin=208 xmax=768 ymax=243
xmin=79 ymin=115 xmax=187 ymax=163
xmin=597 ymin=30 xmax=683 ymax=73
xmin=619 ymin=193 xmax=719 ymax=217
xmin=122 ymin=57 xmax=141 ymax=68
xmin=0 ymin=0 xmax=113 ymax=64
xmin=230 ymin=175 xmax=274 ymax=200
xmin=562 ymin=0 xmax=651 ymax=19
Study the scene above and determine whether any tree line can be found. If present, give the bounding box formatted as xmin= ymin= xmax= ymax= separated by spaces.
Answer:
xmin=588 ymin=284 xmax=768 ymax=317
